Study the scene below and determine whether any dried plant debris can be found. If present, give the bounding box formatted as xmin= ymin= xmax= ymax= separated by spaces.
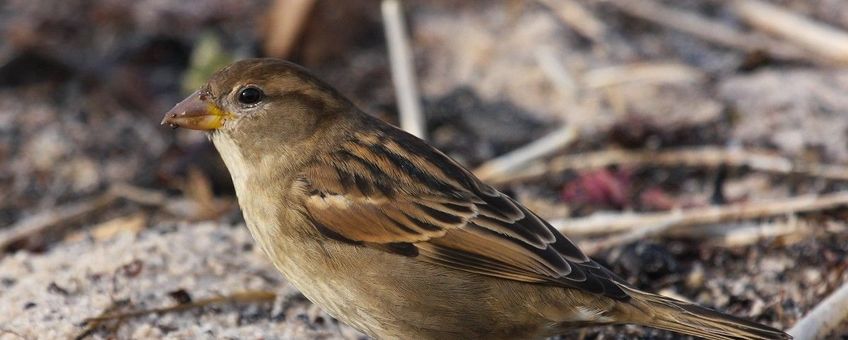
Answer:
xmin=719 ymin=69 xmax=848 ymax=162
xmin=0 ymin=223 xmax=364 ymax=339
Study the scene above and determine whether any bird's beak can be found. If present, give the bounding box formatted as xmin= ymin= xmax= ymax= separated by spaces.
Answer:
xmin=161 ymin=90 xmax=231 ymax=131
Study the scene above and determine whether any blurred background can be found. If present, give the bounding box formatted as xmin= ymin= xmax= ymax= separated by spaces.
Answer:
xmin=1 ymin=0 xmax=847 ymax=339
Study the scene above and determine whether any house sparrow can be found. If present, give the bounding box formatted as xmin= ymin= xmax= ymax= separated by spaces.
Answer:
xmin=162 ymin=58 xmax=790 ymax=340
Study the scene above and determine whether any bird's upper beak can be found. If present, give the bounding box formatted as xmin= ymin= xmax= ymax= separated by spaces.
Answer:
xmin=161 ymin=90 xmax=231 ymax=131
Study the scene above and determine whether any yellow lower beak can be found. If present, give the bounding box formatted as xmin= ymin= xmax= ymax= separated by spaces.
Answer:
xmin=161 ymin=90 xmax=230 ymax=131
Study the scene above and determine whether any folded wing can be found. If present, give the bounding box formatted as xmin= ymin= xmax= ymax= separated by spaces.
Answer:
xmin=298 ymin=125 xmax=628 ymax=300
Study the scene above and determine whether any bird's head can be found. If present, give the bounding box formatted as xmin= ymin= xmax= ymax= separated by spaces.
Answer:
xmin=161 ymin=58 xmax=352 ymax=145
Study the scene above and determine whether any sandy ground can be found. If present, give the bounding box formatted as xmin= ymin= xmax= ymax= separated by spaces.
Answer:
xmin=0 ymin=223 xmax=364 ymax=340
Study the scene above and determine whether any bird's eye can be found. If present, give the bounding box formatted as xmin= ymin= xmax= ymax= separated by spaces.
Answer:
xmin=237 ymin=86 xmax=264 ymax=105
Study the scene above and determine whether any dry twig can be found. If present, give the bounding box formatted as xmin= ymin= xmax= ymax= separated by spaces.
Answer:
xmin=693 ymin=219 xmax=810 ymax=247
xmin=111 ymin=183 xmax=167 ymax=206
xmin=82 ymin=291 xmax=277 ymax=323
xmin=579 ymin=214 xmax=683 ymax=254
xmin=731 ymin=0 xmax=848 ymax=64
xmin=382 ymin=0 xmax=426 ymax=140
xmin=500 ymin=147 xmax=848 ymax=185
xmin=554 ymin=191 xmax=848 ymax=237
xmin=0 ymin=184 xmax=166 ymax=255
xmin=534 ymin=47 xmax=579 ymax=103
xmin=606 ymin=0 xmax=820 ymax=64
xmin=0 ymin=192 xmax=117 ymax=254
xmin=476 ymin=60 xmax=705 ymax=184
xmin=474 ymin=125 xmax=579 ymax=182
xmin=0 ymin=328 xmax=25 ymax=340
xmin=581 ymin=218 xmax=811 ymax=254
xmin=582 ymin=62 xmax=705 ymax=89
xmin=788 ymin=280 xmax=848 ymax=339
xmin=76 ymin=291 xmax=276 ymax=339
xmin=74 ymin=300 xmax=128 ymax=340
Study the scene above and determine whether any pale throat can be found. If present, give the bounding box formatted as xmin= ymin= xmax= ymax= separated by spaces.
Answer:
xmin=209 ymin=132 xmax=251 ymax=194
xmin=209 ymin=131 xmax=297 ymax=269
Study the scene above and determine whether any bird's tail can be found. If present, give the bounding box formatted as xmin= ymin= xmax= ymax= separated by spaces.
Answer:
xmin=620 ymin=285 xmax=791 ymax=340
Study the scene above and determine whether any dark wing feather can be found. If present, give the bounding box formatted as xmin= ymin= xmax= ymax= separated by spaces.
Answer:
xmin=299 ymin=124 xmax=628 ymax=300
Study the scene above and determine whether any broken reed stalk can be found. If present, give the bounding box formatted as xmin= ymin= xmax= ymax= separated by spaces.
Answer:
xmin=76 ymin=291 xmax=277 ymax=339
xmin=788 ymin=280 xmax=848 ymax=340
xmin=496 ymin=147 xmax=848 ymax=185
xmin=382 ymin=0 xmax=426 ymax=140
xmin=554 ymin=191 xmax=848 ymax=237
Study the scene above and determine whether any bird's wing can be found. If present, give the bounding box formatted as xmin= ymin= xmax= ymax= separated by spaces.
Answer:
xmin=297 ymin=126 xmax=628 ymax=300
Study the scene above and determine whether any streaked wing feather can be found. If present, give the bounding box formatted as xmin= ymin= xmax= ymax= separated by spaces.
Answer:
xmin=299 ymin=125 xmax=628 ymax=300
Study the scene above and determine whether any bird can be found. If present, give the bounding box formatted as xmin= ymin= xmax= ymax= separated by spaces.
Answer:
xmin=161 ymin=58 xmax=790 ymax=340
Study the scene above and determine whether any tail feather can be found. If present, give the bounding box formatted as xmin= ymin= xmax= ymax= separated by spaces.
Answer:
xmin=621 ymin=286 xmax=791 ymax=340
